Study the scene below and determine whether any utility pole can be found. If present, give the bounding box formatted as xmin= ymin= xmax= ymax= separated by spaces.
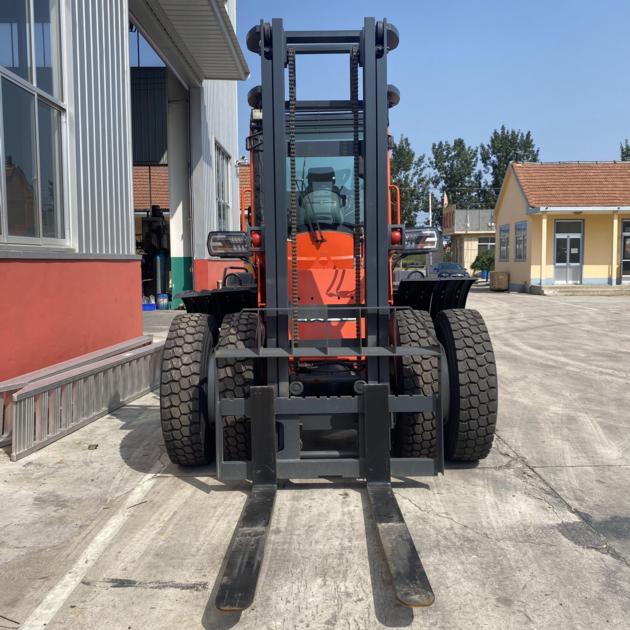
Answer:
xmin=427 ymin=193 xmax=433 ymax=272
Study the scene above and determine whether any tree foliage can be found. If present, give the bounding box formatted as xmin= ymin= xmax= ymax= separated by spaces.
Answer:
xmin=479 ymin=126 xmax=539 ymax=206
xmin=621 ymin=139 xmax=630 ymax=161
xmin=471 ymin=249 xmax=495 ymax=273
xmin=430 ymin=138 xmax=482 ymax=224
xmin=390 ymin=135 xmax=434 ymax=226
xmin=389 ymin=128 xmax=539 ymax=229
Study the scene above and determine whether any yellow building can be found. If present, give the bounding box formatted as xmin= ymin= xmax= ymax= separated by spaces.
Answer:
xmin=494 ymin=162 xmax=630 ymax=292
xmin=442 ymin=205 xmax=495 ymax=273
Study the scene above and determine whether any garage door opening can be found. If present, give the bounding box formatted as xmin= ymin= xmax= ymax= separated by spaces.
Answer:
xmin=129 ymin=23 xmax=192 ymax=309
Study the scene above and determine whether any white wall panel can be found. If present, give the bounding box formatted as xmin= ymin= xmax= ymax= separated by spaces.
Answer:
xmin=72 ymin=0 xmax=134 ymax=255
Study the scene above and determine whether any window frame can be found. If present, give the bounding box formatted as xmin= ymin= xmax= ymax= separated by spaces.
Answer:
xmin=514 ymin=221 xmax=527 ymax=262
xmin=0 ymin=0 xmax=68 ymax=247
xmin=478 ymin=235 xmax=495 ymax=253
xmin=215 ymin=141 xmax=231 ymax=231
xmin=499 ymin=224 xmax=509 ymax=261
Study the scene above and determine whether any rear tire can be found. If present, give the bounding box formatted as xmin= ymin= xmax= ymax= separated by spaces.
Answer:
xmin=160 ymin=313 xmax=215 ymax=466
xmin=435 ymin=309 xmax=498 ymax=462
xmin=391 ymin=309 xmax=439 ymax=458
xmin=216 ymin=311 xmax=262 ymax=461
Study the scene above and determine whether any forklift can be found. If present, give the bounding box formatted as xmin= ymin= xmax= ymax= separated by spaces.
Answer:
xmin=160 ymin=18 xmax=498 ymax=611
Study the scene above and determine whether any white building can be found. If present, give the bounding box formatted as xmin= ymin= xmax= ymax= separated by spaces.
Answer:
xmin=0 ymin=0 xmax=248 ymax=383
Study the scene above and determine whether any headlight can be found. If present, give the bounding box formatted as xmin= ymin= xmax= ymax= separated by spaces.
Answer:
xmin=207 ymin=231 xmax=251 ymax=257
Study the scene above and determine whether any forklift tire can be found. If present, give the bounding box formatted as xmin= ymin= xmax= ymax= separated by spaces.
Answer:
xmin=392 ymin=309 xmax=439 ymax=458
xmin=435 ymin=309 xmax=498 ymax=462
xmin=216 ymin=311 xmax=261 ymax=461
xmin=160 ymin=313 xmax=215 ymax=466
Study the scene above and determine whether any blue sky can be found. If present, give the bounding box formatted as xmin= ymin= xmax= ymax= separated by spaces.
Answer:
xmin=236 ymin=0 xmax=630 ymax=163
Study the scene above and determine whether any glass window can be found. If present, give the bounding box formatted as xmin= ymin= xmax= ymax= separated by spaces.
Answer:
xmin=38 ymin=100 xmax=63 ymax=238
xmin=515 ymin=221 xmax=527 ymax=261
xmin=568 ymin=236 xmax=581 ymax=264
xmin=215 ymin=143 xmax=230 ymax=230
xmin=2 ymin=78 xmax=37 ymax=237
xmin=0 ymin=2 xmax=65 ymax=244
xmin=0 ymin=1 xmax=30 ymax=82
xmin=555 ymin=220 xmax=582 ymax=235
xmin=33 ymin=0 xmax=62 ymax=98
xmin=478 ymin=236 xmax=495 ymax=252
xmin=499 ymin=224 xmax=509 ymax=261
xmin=287 ymin=125 xmax=364 ymax=234
xmin=555 ymin=237 xmax=567 ymax=264
xmin=622 ymin=220 xmax=630 ymax=234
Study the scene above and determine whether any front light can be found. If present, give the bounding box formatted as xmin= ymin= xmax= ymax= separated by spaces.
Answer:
xmin=207 ymin=231 xmax=251 ymax=258
xmin=403 ymin=228 xmax=438 ymax=253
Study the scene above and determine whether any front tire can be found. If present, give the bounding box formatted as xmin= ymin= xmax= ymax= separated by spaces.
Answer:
xmin=160 ymin=313 xmax=215 ymax=466
xmin=435 ymin=309 xmax=498 ymax=462
xmin=391 ymin=309 xmax=439 ymax=458
xmin=216 ymin=311 xmax=262 ymax=461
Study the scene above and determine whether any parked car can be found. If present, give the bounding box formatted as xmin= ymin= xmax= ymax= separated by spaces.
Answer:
xmin=429 ymin=262 xmax=470 ymax=278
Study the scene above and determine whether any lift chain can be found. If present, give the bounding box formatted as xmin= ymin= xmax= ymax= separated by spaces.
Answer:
xmin=288 ymin=47 xmax=299 ymax=345
xmin=351 ymin=47 xmax=361 ymax=341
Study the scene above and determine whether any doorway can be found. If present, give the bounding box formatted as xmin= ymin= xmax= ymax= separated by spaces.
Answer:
xmin=554 ymin=220 xmax=583 ymax=284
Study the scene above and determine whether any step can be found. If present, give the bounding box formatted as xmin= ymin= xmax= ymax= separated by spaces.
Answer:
xmin=543 ymin=285 xmax=630 ymax=296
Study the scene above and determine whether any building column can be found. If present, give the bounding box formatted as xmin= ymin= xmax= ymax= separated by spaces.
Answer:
xmin=611 ymin=211 xmax=619 ymax=285
xmin=540 ymin=213 xmax=548 ymax=285
xmin=167 ymin=70 xmax=193 ymax=301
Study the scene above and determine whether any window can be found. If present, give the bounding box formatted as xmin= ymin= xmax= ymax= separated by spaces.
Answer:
xmin=215 ymin=143 xmax=231 ymax=230
xmin=515 ymin=221 xmax=527 ymax=261
xmin=478 ymin=236 xmax=495 ymax=253
xmin=0 ymin=0 xmax=65 ymax=243
xmin=499 ymin=224 xmax=509 ymax=261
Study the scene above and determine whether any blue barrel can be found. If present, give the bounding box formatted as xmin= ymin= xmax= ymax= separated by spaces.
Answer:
xmin=156 ymin=293 xmax=169 ymax=310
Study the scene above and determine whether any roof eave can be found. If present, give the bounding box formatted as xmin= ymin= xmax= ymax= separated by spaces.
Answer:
xmin=529 ymin=206 xmax=630 ymax=214
xmin=129 ymin=0 xmax=250 ymax=88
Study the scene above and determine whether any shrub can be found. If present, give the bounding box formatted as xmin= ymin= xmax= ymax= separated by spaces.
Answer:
xmin=471 ymin=249 xmax=495 ymax=273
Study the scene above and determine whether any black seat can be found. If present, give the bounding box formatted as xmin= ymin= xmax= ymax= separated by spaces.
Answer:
xmin=298 ymin=167 xmax=345 ymax=227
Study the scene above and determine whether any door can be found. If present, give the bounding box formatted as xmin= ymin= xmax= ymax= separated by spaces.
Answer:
xmin=554 ymin=220 xmax=583 ymax=284
xmin=623 ymin=220 xmax=630 ymax=284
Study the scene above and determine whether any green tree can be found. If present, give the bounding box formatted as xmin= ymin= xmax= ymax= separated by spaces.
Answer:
xmin=479 ymin=126 xmax=539 ymax=207
xmin=390 ymin=135 xmax=434 ymax=226
xmin=471 ymin=249 xmax=495 ymax=273
xmin=621 ymin=139 xmax=630 ymax=161
xmin=430 ymin=138 xmax=482 ymax=226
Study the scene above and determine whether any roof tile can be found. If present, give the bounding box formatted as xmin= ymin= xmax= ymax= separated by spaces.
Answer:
xmin=512 ymin=162 xmax=630 ymax=207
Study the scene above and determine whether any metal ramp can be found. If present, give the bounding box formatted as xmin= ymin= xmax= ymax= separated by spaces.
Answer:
xmin=0 ymin=337 xmax=163 ymax=460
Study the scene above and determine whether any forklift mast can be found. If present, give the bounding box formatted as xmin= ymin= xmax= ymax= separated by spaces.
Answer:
xmin=244 ymin=18 xmax=398 ymax=391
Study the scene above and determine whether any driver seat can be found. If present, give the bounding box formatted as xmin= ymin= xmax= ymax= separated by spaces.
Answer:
xmin=298 ymin=167 xmax=344 ymax=227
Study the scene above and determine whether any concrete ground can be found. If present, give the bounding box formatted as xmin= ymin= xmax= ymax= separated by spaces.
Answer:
xmin=2 ymin=292 xmax=630 ymax=629
xmin=142 ymin=310 xmax=180 ymax=342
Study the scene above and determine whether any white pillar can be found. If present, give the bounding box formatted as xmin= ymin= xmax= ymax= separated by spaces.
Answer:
xmin=611 ymin=212 xmax=619 ymax=285
xmin=540 ymin=213 xmax=548 ymax=285
xmin=167 ymin=70 xmax=192 ymax=293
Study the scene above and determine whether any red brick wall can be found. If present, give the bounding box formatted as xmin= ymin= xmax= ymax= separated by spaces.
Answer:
xmin=237 ymin=160 xmax=251 ymax=213
xmin=133 ymin=165 xmax=169 ymax=210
